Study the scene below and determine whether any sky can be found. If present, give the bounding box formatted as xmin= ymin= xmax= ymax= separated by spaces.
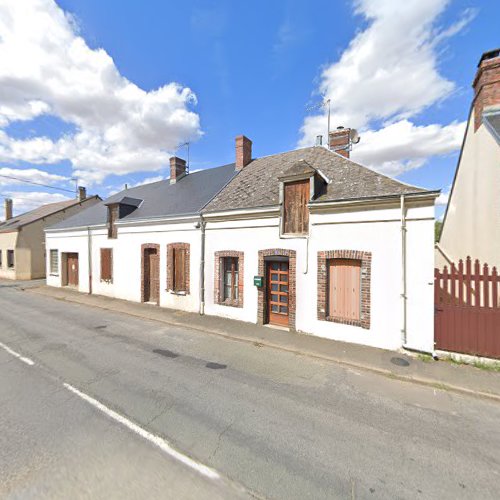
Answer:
xmin=0 ymin=0 xmax=498 ymax=218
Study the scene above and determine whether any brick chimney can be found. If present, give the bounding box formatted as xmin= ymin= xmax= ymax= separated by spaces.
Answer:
xmin=4 ymin=198 xmax=12 ymax=221
xmin=235 ymin=135 xmax=252 ymax=170
xmin=329 ymin=127 xmax=351 ymax=158
xmin=78 ymin=186 xmax=87 ymax=201
xmin=169 ymin=156 xmax=187 ymax=184
xmin=472 ymin=48 xmax=500 ymax=131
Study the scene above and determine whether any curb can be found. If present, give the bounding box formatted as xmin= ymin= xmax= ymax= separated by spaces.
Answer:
xmin=25 ymin=287 xmax=500 ymax=404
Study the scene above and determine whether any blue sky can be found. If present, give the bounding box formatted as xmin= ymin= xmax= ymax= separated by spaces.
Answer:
xmin=0 ymin=0 xmax=498 ymax=217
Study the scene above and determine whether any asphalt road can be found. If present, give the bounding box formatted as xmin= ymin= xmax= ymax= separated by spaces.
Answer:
xmin=1 ymin=283 xmax=499 ymax=499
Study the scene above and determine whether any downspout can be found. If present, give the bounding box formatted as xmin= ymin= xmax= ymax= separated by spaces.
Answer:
xmin=400 ymin=195 xmax=407 ymax=346
xmin=199 ymin=215 xmax=206 ymax=315
xmin=303 ymin=236 xmax=309 ymax=274
xmin=87 ymin=226 xmax=92 ymax=295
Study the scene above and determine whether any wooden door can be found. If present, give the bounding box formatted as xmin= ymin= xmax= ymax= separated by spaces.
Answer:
xmin=144 ymin=248 xmax=159 ymax=303
xmin=66 ymin=253 xmax=79 ymax=287
xmin=267 ymin=261 xmax=289 ymax=327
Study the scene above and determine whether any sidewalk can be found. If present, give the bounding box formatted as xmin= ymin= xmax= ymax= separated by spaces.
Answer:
xmin=26 ymin=284 xmax=500 ymax=402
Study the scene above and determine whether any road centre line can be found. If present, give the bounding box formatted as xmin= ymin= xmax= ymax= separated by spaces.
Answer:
xmin=63 ymin=382 xmax=221 ymax=480
xmin=0 ymin=341 xmax=35 ymax=366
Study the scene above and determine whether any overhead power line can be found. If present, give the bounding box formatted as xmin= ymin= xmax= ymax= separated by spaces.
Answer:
xmin=0 ymin=173 xmax=75 ymax=193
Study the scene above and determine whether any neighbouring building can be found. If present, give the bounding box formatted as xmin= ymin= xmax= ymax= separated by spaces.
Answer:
xmin=46 ymin=133 xmax=438 ymax=352
xmin=0 ymin=188 xmax=100 ymax=280
xmin=436 ymin=48 xmax=500 ymax=269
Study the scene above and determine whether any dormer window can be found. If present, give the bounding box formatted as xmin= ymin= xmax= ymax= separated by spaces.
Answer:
xmin=105 ymin=197 xmax=143 ymax=239
xmin=282 ymin=179 xmax=310 ymax=235
xmin=279 ymin=159 xmax=328 ymax=237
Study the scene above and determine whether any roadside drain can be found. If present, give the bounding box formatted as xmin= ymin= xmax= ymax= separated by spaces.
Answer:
xmin=390 ymin=357 xmax=410 ymax=367
xmin=153 ymin=349 xmax=179 ymax=359
xmin=205 ymin=362 xmax=227 ymax=370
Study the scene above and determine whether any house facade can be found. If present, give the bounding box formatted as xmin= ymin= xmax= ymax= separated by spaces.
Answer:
xmin=437 ymin=48 xmax=500 ymax=269
xmin=46 ymin=134 xmax=438 ymax=352
xmin=0 ymin=189 xmax=100 ymax=280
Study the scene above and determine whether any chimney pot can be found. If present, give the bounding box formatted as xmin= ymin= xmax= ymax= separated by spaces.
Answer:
xmin=472 ymin=48 xmax=500 ymax=131
xmin=4 ymin=198 xmax=13 ymax=221
xmin=235 ymin=135 xmax=252 ymax=170
xmin=329 ymin=127 xmax=351 ymax=158
xmin=169 ymin=156 xmax=187 ymax=184
xmin=78 ymin=186 xmax=87 ymax=201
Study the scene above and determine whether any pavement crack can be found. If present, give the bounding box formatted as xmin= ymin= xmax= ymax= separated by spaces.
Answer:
xmin=209 ymin=419 xmax=235 ymax=461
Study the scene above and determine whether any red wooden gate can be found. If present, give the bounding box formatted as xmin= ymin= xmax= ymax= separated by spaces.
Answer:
xmin=435 ymin=257 xmax=500 ymax=359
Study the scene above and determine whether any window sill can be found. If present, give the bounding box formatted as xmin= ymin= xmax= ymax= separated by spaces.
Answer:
xmin=324 ymin=315 xmax=367 ymax=329
xmin=217 ymin=300 xmax=243 ymax=308
xmin=167 ymin=290 xmax=188 ymax=296
xmin=49 ymin=273 xmax=59 ymax=277
xmin=280 ymin=233 xmax=308 ymax=239
xmin=100 ymin=279 xmax=113 ymax=284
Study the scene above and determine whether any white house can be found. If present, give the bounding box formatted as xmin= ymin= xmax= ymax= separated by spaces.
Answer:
xmin=436 ymin=48 xmax=500 ymax=270
xmin=46 ymin=131 xmax=438 ymax=352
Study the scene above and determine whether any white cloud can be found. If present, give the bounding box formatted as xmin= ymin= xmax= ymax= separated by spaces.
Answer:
xmin=0 ymin=166 xmax=69 ymax=186
xmin=299 ymin=0 xmax=474 ymax=175
xmin=1 ymin=191 xmax=71 ymax=217
xmin=0 ymin=0 xmax=201 ymax=185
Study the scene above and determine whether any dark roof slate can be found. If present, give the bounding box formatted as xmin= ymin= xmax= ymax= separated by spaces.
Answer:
xmin=48 ymin=163 xmax=237 ymax=230
xmin=0 ymin=197 xmax=98 ymax=232
xmin=206 ymin=146 xmax=428 ymax=212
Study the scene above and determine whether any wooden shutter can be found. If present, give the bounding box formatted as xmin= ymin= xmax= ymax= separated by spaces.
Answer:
xmin=100 ymin=248 xmax=113 ymax=281
xmin=173 ymin=248 xmax=186 ymax=291
xmin=328 ymin=259 xmax=361 ymax=320
xmin=283 ymin=179 xmax=310 ymax=234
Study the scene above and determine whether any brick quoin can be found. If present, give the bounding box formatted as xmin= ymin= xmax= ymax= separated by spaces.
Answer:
xmin=214 ymin=250 xmax=244 ymax=307
xmin=317 ymin=250 xmax=372 ymax=329
xmin=257 ymin=249 xmax=296 ymax=330
xmin=141 ymin=243 xmax=160 ymax=304
xmin=166 ymin=242 xmax=190 ymax=293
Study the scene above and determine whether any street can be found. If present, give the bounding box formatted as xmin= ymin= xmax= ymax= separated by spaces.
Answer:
xmin=1 ymin=283 xmax=499 ymax=499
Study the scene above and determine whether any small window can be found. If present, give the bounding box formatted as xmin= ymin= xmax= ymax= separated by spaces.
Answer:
xmin=50 ymin=249 xmax=59 ymax=275
xmin=328 ymin=259 xmax=361 ymax=321
xmin=7 ymin=250 xmax=14 ymax=268
xmin=100 ymin=248 xmax=113 ymax=282
xmin=282 ymin=179 xmax=310 ymax=235
xmin=222 ymin=257 xmax=239 ymax=302
xmin=173 ymin=247 xmax=187 ymax=292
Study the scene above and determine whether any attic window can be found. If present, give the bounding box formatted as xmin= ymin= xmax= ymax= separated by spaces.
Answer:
xmin=282 ymin=179 xmax=310 ymax=235
xmin=107 ymin=204 xmax=118 ymax=239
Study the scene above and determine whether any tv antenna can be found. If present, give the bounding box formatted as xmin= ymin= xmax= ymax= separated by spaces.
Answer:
xmin=306 ymin=98 xmax=331 ymax=144
xmin=179 ymin=142 xmax=190 ymax=174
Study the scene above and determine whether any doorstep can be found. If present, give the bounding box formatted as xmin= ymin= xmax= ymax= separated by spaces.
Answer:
xmin=25 ymin=284 xmax=500 ymax=402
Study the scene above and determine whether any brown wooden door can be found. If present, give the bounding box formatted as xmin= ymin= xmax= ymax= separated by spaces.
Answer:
xmin=267 ymin=261 xmax=289 ymax=327
xmin=144 ymin=248 xmax=159 ymax=303
xmin=66 ymin=253 xmax=79 ymax=287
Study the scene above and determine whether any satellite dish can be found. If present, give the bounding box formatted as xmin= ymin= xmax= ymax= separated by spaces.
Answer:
xmin=349 ymin=128 xmax=361 ymax=144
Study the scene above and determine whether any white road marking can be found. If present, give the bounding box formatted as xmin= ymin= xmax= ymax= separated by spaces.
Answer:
xmin=63 ymin=383 xmax=220 ymax=480
xmin=0 ymin=341 xmax=35 ymax=366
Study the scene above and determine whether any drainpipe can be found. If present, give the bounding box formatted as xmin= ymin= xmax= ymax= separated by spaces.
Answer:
xmin=303 ymin=236 xmax=309 ymax=274
xmin=87 ymin=226 xmax=93 ymax=295
xmin=199 ymin=215 xmax=206 ymax=315
xmin=400 ymin=195 xmax=407 ymax=346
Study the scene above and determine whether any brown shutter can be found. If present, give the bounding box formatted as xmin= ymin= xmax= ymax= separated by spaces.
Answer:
xmin=173 ymin=248 xmax=186 ymax=291
xmin=283 ymin=179 xmax=310 ymax=234
xmin=328 ymin=259 xmax=361 ymax=320
xmin=101 ymin=248 xmax=113 ymax=281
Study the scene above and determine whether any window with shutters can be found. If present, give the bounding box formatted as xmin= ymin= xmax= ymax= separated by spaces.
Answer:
xmin=107 ymin=205 xmax=118 ymax=239
xmin=167 ymin=243 xmax=190 ymax=294
xmin=328 ymin=259 xmax=361 ymax=321
xmin=50 ymin=249 xmax=59 ymax=275
xmin=100 ymin=248 xmax=113 ymax=282
xmin=317 ymin=250 xmax=371 ymax=329
xmin=7 ymin=250 xmax=14 ymax=268
xmin=214 ymin=251 xmax=244 ymax=307
xmin=282 ymin=179 xmax=310 ymax=235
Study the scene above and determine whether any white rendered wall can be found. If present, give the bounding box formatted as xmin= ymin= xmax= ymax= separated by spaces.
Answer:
xmin=46 ymin=220 xmax=201 ymax=313
xmin=204 ymin=202 xmax=435 ymax=352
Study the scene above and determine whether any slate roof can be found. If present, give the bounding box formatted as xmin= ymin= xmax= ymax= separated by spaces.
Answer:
xmin=48 ymin=163 xmax=237 ymax=230
xmin=0 ymin=197 xmax=99 ymax=232
xmin=206 ymin=146 xmax=430 ymax=212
